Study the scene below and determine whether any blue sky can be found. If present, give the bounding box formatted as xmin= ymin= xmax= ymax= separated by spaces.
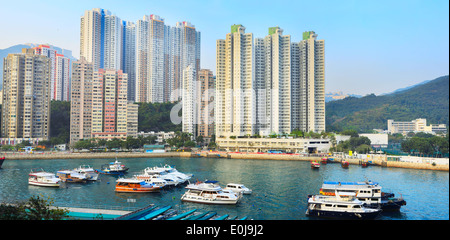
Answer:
xmin=0 ymin=0 xmax=448 ymax=95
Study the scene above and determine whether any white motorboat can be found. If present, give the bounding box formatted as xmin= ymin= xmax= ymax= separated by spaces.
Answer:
xmin=28 ymin=170 xmax=61 ymax=187
xmin=142 ymin=167 xmax=182 ymax=186
xmin=161 ymin=164 xmax=193 ymax=183
xmin=74 ymin=165 xmax=99 ymax=181
xmin=224 ymin=183 xmax=252 ymax=195
xmin=181 ymin=180 xmax=240 ymax=205
xmin=134 ymin=172 xmax=168 ymax=188
xmin=306 ymin=191 xmax=381 ymax=220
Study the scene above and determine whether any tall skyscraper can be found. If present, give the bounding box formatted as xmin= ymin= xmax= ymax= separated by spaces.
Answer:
xmin=216 ymin=24 xmax=255 ymax=137
xmin=197 ymin=69 xmax=215 ymax=138
xmin=135 ymin=17 xmax=201 ymax=103
xmin=291 ymin=31 xmax=325 ymax=133
xmin=122 ymin=21 xmax=136 ymax=102
xmin=34 ymin=45 xmax=71 ymax=101
xmin=135 ymin=15 xmax=166 ymax=103
xmin=255 ymin=27 xmax=291 ymax=135
xmin=216 ymin=26 xmax=325 ymax=138
xmin=70 ymin=57 xmax=93 ymax=144
xmin=1 ymin=49 xmax=51 ymax=144
xmin=80 ymin=8 xmax=126 ymax=71
xmin=182 ymin=65 xmax=197 ymax=136
xmin=80 ymin=8 xmax=107 ymax=70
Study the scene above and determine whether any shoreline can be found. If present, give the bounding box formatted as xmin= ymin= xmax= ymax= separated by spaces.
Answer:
xmin=1 ymin=151 xmax=448 ymax=171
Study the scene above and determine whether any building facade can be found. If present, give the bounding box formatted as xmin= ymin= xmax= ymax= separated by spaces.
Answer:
xmin=387 ymin=118 xmax=448 ymax=134
xmin=1 ymin=48 xmax=51 ymax=144
xmin=197 ymin=69 xmax=215 ymax=138
xmin=70 ymin=59 xmax=138 ymax=143
xmin=34 ymin=45 xmax=71 ymax=101
xmin=70 ymin=57 xmax=94 ymax=144
xmin=291 ymin=31 xmax=325 ymax=133
xmin=255 ymin=27 xmax=291 ymax=135
xmin=215 ymin=24 xmax=255 ymax=138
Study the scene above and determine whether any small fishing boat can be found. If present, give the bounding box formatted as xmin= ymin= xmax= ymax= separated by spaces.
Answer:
xmin=96 ymin=160 xmax=129 ymax=175
xmin=57 ymin=170 xmax=88 ymax=183
xmin=224 ymin=183 xmax=252 ymax=195
xmin=311 ymin=162 xmax=321 ymax=169
xmin=321 ymin=158 xmax=328 ymax=164
xmin=306 ymin=192 xmax=381 ymax=220
xmin=28 ymin=170 xmax=61 ymax=187
xmin=115 ymin=178 xmax=161 ymax=193
xmin=341 ymin=160 xmax=349 ymax=168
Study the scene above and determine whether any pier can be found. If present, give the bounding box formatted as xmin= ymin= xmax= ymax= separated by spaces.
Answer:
xmin=59 ymin=205 xmax=248 ymax=220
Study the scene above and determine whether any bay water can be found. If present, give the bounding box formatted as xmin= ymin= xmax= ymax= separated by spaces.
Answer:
xmin=0 ymin=157 xmax=448 ymax=220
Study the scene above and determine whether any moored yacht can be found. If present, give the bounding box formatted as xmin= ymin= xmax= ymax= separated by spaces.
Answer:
xmin=134 ymin=172 xmax=168 ymax=188
xmin=28 ymin=170 xmax=61 ymax=187
xmin=95 ymin=160 xmax=129 ymax=175
xmin=306 ymin=192 xmax=381 ymax=220
xmin=224 ymin=183 xmax=252 ymax=195
xmin=74 ymin=165 xmax=99 ymax=181
xmin=181 ymin=180 xmax=240 ymax=205
xmin=319 ymin=181 xmax=406 ymax=211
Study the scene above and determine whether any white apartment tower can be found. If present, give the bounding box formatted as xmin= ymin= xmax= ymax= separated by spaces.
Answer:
xmin=182 ymin=65 xmax=197 ymax=136
xmin=291 ymin=31 xmax=325 ymax=133
xmin=255 ymin=27 xmax=291 ymax=135
xmin=135 ymin=15 xmax=166 ymax=103
xmin=80 ymin=8 xmax=127 ymax=72
xmin=216 ymin=24 xmax=255 ymax=137
xmin=1 ymin=49 xmax=51 ymax=143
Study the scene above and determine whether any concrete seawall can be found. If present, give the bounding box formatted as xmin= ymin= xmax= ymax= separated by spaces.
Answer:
xmin=2 ymin=151 xmax=448 ymax=171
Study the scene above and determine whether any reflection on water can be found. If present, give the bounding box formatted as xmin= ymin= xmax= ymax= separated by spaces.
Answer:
xmin=0 ymin=157 xmax=448 ymax=220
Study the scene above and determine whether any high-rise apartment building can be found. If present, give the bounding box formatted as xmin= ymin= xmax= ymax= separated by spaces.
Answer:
xmin=181 ymin=65 xmax=197 ymax=136
xmin=80 ymin=9 xmax=200 ymax=105
xmin=70 ymin=58 xmax=138 ymax=143
xmin=135 ymin=15 xmax=166 ymax=103
xmin=135 ymin=17 xmax=201 ymax=103
xmin=216 ymin=24 xmax=255 ymax=137
xmin=197 ymin=69 xmax=215 ymax=138
xmin=34 ymin=45 xmax=71 ymax=101
xmin=1 ymin=49 xmax=51 ymax=144
xmin=122 ymin=21 xmax=136 ymax=102
xmin=70 ymin=57 xmax=93 ymax=144
xmin=291 ymin=31 xmax=325 ymax=133
xmin=91 ymin=69 xmax=129 ymax=139
xmin=80 ymin=8 xmax=106 ymax=70
xmin=255 ymin=27 xmax=291 ymax=135
xmin=216 ymin=26 xmax=325 ymax=138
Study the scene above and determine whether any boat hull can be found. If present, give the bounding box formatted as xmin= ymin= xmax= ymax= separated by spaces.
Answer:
xmin=28 ymin=181 xmax=60 ymax=187
xmin=181 ymin=196 xmax=238 ymax=205
xmin=306 ymin=209 xmax=380 ymax=220
xmin=365 ymin=199 xmax=407 ymax=211
xmin=115 ymin=187 xmax=160 ymax=193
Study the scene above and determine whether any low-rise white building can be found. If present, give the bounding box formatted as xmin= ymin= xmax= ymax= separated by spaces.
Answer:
xmin=216 ymin=137 xmax=331 ymax=153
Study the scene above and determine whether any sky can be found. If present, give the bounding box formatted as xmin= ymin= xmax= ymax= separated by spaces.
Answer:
xmin=0 ymin=0 xmax=448 ymax=96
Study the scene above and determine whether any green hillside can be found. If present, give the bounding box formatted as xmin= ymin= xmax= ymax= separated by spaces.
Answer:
xmin=326 ymin=75 xmax=449 ymax=133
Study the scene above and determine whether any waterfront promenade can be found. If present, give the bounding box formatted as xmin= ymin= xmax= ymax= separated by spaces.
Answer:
xmin=1 ymin=151 xmax=448 ymax=171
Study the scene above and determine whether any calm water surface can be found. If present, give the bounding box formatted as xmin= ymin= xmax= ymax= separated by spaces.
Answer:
xmin=0 ymin=157 xmax=448 ymax=220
